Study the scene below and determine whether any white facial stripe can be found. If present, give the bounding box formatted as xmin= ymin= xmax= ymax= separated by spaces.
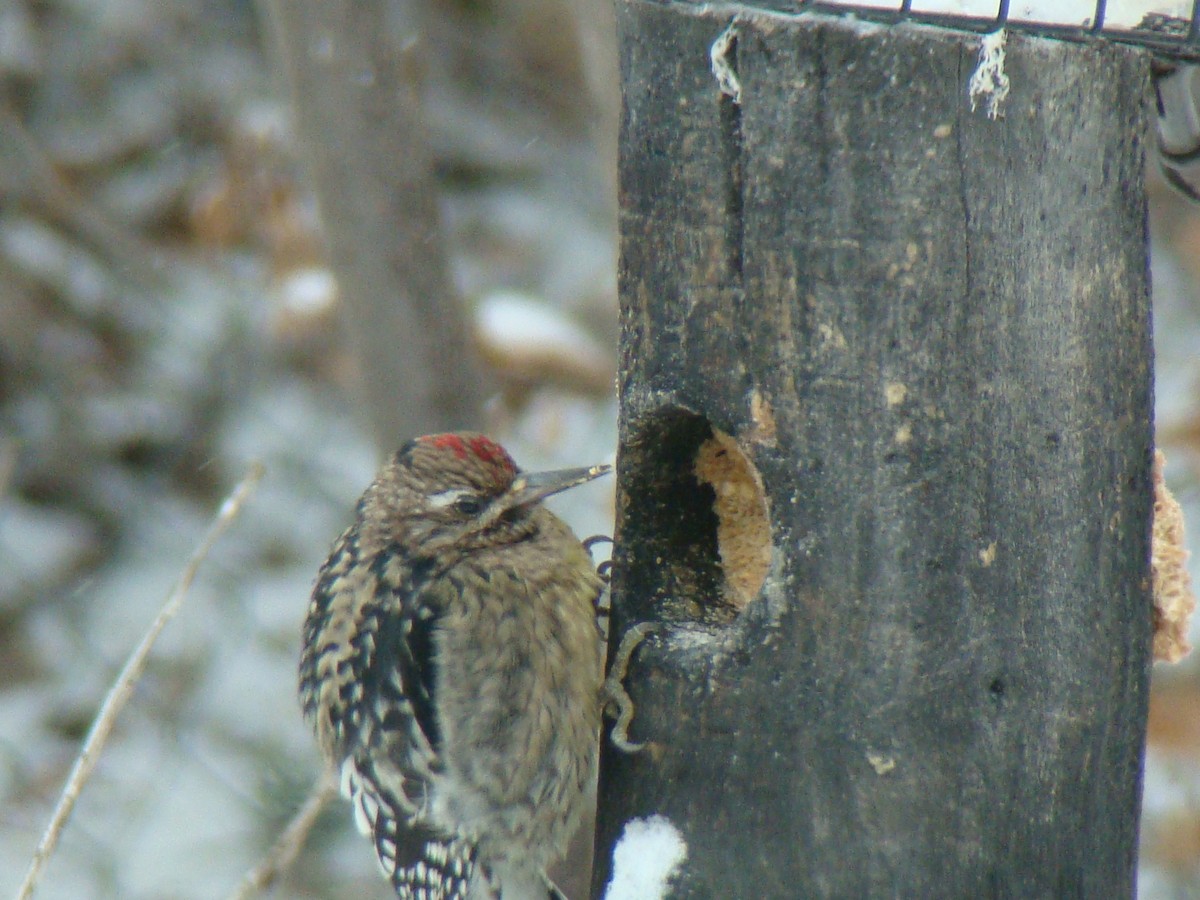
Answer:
xmin=427 ymin=488 xmax=469 ymax=509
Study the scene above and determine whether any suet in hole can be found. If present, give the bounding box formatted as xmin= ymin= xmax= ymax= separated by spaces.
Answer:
xmin=618 ymin=410 xmax=771 ymax=625
xmin=693 ymin=428 xmax=771 ymax=611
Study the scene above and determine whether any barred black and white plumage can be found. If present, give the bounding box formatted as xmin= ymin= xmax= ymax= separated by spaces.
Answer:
xmin=299 ymin=433 xmax=607 ymax=900
xmin=342 ymin=755 xmax=476 ymax=898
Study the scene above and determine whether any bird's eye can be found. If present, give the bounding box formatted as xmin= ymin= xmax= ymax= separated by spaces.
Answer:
xmin=453 ymin=495 xmax=485 ymax=516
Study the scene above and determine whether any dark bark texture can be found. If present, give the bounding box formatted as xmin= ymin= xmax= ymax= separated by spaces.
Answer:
xmin=597 ymin=5 xmax=1155 ymax=898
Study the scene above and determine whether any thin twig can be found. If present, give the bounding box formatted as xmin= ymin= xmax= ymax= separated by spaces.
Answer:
xmin=16 ymin=463 xmax=265 ymax=900
xmin=226 ymin=771 xmax=338 ymax=900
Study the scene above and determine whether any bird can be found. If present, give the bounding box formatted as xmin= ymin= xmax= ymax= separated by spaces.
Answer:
xmin=299 ymin=432 xmax=609 ymax=899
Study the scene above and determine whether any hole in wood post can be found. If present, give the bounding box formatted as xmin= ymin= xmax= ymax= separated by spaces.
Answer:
xmin=620 ymin=409 xmax=770 ymax=625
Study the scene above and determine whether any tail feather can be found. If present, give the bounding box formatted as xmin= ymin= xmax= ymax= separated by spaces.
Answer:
xmin=340 ymin=757 xmax=476 ymax=899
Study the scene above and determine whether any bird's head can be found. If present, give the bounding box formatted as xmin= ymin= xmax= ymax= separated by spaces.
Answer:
xmin=356 ymin=432 xmax=610 ymax=557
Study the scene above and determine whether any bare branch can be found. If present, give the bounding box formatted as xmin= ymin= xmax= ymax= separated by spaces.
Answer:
xmin=16 ymin=463 xmax=266 ymax=900
xmin=226 ymin=771 xmax=339 ymax=900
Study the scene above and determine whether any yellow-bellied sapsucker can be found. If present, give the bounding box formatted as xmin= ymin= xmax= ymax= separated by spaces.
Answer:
xmin=299 ymin=433 xmax=608 ymax=900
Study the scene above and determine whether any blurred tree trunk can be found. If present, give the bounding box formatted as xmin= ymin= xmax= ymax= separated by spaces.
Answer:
xmin=262 ymin=0 xmax=484 ymax=447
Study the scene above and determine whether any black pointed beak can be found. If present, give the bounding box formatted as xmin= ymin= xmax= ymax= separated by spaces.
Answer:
xmin=508 ymin=463 xmax=612 ymax=507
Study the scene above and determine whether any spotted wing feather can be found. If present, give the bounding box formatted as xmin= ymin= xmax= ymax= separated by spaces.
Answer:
xmin=301 ymin=528 xmax=467 ymax=898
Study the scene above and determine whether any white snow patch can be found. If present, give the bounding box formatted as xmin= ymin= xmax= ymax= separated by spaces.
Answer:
xmin=825 ymin=0 xmax=1193 ymax=28
xmin=475 ymin=290 xmax=611 ymax=389
xmin=277 ymin=266 xmax=338 ymax=316
xmin=604 ymin=815 xmax=688 ymax=900
xmin=664 ymin=625 xmax=722 ymax=657
xmin=477 ymin=291 xmax=595 ymax=356
xmin=1105 ymin=0 xmax=1191 ymax=27
xmin=967 ymin=30 xmax=1010 ymax=121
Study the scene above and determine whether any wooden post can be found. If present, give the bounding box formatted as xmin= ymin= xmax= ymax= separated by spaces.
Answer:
xmin=595 ymin=5 xmax=1155 ymax=897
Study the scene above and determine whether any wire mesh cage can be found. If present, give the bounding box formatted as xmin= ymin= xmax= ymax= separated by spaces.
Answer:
xmin=784 ymin=0 xmax=1200 ymax=59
